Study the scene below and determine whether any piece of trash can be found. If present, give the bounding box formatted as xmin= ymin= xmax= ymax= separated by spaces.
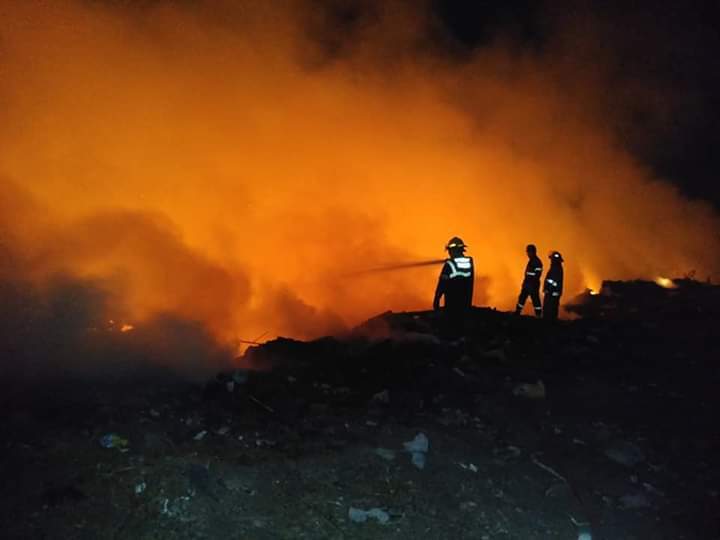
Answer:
xmin=512 ymin=380 xmax=546 ymax=399
xmin=134 ymin=481 xmax=146 ymax=495
xmin=372 ymin=390 xmax=390 ymax=404
xmin=605 ymin=441 xmax=645 ymax=467
xmin=366 ymin=420 xmax=378 ymax=427
xmin=249 ymin=395 xmax=275 ymax=413
xmin=403 ymin=432 xmax=429 ymax=453
xmin=459 ymin=462 xmax=478 ymax=473
xmin=531 ymin=454 xmax=567 ymax=483
xmin=374 ymin=448 xmax=396 ymax=461
xmin=216 ymin=426 xmax=231 ymax=436
xmin=348 ymin=507 xmax=390 ymax=524
xmin=577 ymin=525 xmax=592 ymax=540
xmin=570 ymin=515 xmax=592 ymax=540
xmin=149 ymin=409 xmax=160 ymax=418
xmin=99 ymin=433 xmax=129 ymax=449
xmin=193 ymin=430 xmax=208 ymax=441
xmin=452 ymin=367 xmax=466 ymax=378
xmin=403 ymin=432 xmax=429 ymax=470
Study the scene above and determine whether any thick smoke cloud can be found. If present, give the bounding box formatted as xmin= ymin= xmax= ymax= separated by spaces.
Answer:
xmin=1 ymin=0 xmax=719 ymax=371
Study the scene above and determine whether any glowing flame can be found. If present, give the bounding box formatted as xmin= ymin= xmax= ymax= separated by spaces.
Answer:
xmin=655 ymin=277 xmax=676 ymax=289
xmin=120 ymin=323 xmax=135 ymax=333
xmin=0 ymin=1 xmax=719 ymax=344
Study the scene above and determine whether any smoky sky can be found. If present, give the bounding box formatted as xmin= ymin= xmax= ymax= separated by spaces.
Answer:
xmin=1 ymin=0 xmax=719 ymax=377
xmin=433 ymin=0 xmax=720 ymax=207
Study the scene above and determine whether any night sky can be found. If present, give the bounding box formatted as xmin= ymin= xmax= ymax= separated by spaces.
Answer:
xmin=435 ymin=0 xmax=720 ymax=208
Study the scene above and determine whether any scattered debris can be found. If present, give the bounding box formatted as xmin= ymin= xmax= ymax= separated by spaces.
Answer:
xmin=348 ymin=507 xmax=390 ymax=524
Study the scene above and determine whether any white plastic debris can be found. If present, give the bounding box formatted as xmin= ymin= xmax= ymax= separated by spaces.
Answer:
xmin=403 ymin=432 xmax=429 ymax=470
xmin=193 ymin=430 xmax=208 ymax=441
xmin=134 ymin=481 xmax=146 ymax=495
xmin=216 ymin=426 xmax=231 ymax=435
xmin=348 ymin=507 xmax=390 ymax=524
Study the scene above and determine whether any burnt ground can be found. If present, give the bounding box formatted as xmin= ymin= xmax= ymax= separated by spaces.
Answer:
xmin=1 ymin=280 xmax=719 ymax=539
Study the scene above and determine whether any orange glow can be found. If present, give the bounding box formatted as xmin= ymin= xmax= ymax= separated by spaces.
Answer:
xmin=655 ymin=277 xmax=676 ymax=289
xmin=120 ymin=324 xmax=135 ymax=333
xmin=1 ymin=1 xmax=719 ymax=346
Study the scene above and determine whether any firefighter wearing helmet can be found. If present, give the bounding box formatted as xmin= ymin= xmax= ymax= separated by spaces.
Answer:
xmin=433 ymin=236 xmax=474 ymax=314
xmin=543 ymin=251 xmax=564 ymax=320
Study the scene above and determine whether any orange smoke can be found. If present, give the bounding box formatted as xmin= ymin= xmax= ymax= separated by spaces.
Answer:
xmin=1 ymin=1 xmax=719 ymax=347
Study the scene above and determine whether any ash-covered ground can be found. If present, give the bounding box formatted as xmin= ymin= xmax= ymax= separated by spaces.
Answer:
xmin=1 ymin=280 xmax=719 ymax=539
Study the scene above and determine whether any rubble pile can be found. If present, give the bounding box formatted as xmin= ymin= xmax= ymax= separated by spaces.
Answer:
xmin=0 ymin=280 xmax=718 ymax=539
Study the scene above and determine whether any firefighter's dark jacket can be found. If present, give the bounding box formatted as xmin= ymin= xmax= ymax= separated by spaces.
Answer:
xmin=543 ymin=263 xmax=564 ymax=297
xmin=522 ymin=255 xmax=543 ymax=290
xmin=434 ymin=256 xmax=474 ymax=310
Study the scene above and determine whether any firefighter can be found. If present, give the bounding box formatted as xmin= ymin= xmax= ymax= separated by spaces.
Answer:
xmin=515 ymin=243 xmax=543 ymax=317
xmin=433 ymin=236 xmax=474 ymax=315
xmin=543 ymin=251 xmax=564 ymax=320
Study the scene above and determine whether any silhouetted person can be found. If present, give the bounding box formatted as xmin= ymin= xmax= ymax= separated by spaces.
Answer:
xmin=433 ymin=236 xmax=474 ymax=320
xmin=543 ymin=251 xmax=564 ymax=320
xmin=515 ymin=243 xmax=543 ymax=317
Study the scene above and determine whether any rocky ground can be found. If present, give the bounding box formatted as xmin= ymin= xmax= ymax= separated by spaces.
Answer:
xmin=1 ymin=280 xmax=719 ymax=539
